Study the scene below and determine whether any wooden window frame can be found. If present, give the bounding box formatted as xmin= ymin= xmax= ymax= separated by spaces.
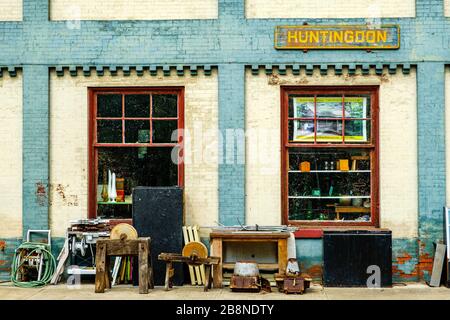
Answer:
xmin=281 ymin=86 xmax=379 ymax=227
xmin=88 ymin=87 xmax=185 ymax=220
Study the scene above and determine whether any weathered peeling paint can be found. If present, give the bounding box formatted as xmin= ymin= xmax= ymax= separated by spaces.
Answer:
xmin=295 ymin=239 xmax=323 ymax=282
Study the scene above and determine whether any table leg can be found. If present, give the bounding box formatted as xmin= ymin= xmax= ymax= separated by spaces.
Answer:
xmin=94 ymin=243 xmax=106 ymax=293
xmin=148 ymin=252 xmax=154 ymax=289
xmin=211 ymin=239 xmax=223 ymax=288
xmin=104 ymin=256 xmax=111 ymax=289
xmin=204 ymin=264 xmax=211 ymax=292
xmin=138 ymin=242 xmax=149 ymax=294
xmin=278 ymin=239 xmax=288 ymax=276
xmin=164 ymin=262 xmax=173 ymax=291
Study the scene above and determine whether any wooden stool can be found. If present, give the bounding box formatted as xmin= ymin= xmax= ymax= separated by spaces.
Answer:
xmin=158 ymin=253 xmax=220 ymax=292
xmin=95 ymin=237 xmax=154 ymax=294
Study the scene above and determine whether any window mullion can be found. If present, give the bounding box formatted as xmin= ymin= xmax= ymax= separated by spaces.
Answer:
xmin=122 ymin=94 xmax=125 ymax=144
xmin=313 ymin=95 xmax=317 ymax=144
xmin=150 ymin=94 xmax=153 ymax=144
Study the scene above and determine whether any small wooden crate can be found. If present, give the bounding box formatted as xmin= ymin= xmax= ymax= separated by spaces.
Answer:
xmin=229 ymin=275 xmax=260 ymax=292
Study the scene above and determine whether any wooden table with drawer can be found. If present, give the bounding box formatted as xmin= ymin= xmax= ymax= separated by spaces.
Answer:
xmin=209 ymin=231 xmax=290 ymax=288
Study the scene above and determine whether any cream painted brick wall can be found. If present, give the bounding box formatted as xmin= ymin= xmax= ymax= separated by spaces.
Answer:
xmin=0 ymin=0 xmax=22 ymax=21
xmin=246 ymin=0 xmax=415 ymax=18
xmin=50 ymin=0 xmax=217 ymax=20
xmin=445 ymin=0 xmax=450 ymax=16
xmin=49 ymin=69 xmax=218 ymax=237
xmin=0 ymin=72 xmax=22 ymax=238
xmin=245 ymin=67 xmax=418 ymax=239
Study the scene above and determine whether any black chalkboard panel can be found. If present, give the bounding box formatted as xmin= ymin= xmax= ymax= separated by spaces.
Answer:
xmin=323 ymin=229 xmax=392 ymax=287
xmin=132 ymin=186 xmax=184 ymax=286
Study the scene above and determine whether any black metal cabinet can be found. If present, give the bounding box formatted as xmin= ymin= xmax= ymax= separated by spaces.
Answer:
xmin=323 ymin=229 xmax=392 ymax=287
xmin=132 ymin=186 xmax=184 ymax=286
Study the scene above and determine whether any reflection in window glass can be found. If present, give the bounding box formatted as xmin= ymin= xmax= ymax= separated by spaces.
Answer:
xmin=344 ymin=120 xmax=370 ymax=143
xmin=153 ymin=94 xmax=177 ymax=118
xmin=97 ymin=147 xmax=178 ymax=219
xmin=125 ymin=120 xmax=150 ymax=143
xmin=153 ymin=120 xmax=178 ymax=143
xmin=292 ymin=96 xmax=314 ymax=118
xmin=345 ymin=96 xmax=371 ymax=118
xmin=316 ymin=96 xmax=344 ymax=118
xmin=125 ymin=94 xmax=150 ymax=118
xmin=288 ymin=148 xmax=371 ymax=222
xmin=97 ymin=94 xmax=122 ymax=118
xmin=317 ymin=120 xmax=343 ymax=142
xmin=289 ymin=120 xmax=314 ymax=142
xmin=97 ymin=120 xmax=122 ymax=143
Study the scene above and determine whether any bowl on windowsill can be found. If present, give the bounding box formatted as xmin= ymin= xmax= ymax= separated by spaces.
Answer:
xmin=339 ymin=197 xmax=352 ymax=206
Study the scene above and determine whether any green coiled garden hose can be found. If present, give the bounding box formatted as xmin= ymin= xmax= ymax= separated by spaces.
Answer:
xmin=11 ymin=242 xmax=56 ymax=288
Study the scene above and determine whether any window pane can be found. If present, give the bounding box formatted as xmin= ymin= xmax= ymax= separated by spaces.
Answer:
xmin=153 ymin=120 xmax=178 ymax=143
xmin=97 ymin=94 xmax=122 ymax=118
xmin=153 ymin=94 xmax=177 ymax=118
xmin=317 ymin=120 xmax=343 ymax=143
xmin=316 ymin=96 xmax=344 ymax=118
xmin=97 ymin=147 xmax=178 ymax=219
xmin=344 ymin=120 xmax=370 ymax=143
xmin=288 ymin=148 xmax=371 ymax=222
xmin=291 ymin=96 xmax=314 ymax=118
xmin=289 ymin=120 xmax=314 ymax=142
xmin=125 ymin=120 xmax=150 ymax=143
xmin=97 ymin=120 xmax=122 ymax=143
xmin=345 ymin=95 xmax=371 ymax=118
xmin=125 ymin=94 xmax=150 ymax=118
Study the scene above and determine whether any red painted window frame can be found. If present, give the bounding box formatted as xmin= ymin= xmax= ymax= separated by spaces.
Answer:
xmin=88 ymin=87 xmax=185 ymax=220
xmin=281 ymin=86 xmax=380 ymax=228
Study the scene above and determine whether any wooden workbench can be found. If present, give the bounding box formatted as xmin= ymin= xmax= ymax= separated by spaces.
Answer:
xmin=209 ymin=231 xmax=290 ymax=288
xmin=95 ymin=237 xmax=154 ymax=294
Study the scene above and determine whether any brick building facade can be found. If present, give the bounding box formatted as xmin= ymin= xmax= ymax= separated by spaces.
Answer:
xmin=0 ymin=0 xmax=449 ymax=284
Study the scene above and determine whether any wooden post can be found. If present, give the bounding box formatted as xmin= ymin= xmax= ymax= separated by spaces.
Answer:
xmin=138 ymin=241 xmax=149 ymax=294
xmin=94 ymin=243 xmax=107 ymax=293
xmin=278 ymin=238 xmax=288 ymax=276
xmin=148 ymin=246 xmax=154 ymax=289
xmin=211 ymin=238 xmax=223 ymax=288
xmin=104 ymin=255 xmax=111 ymax=289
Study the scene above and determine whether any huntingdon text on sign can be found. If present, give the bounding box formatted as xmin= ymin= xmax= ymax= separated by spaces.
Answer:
xmin=275 ymin=25 xmax=400 ymax=50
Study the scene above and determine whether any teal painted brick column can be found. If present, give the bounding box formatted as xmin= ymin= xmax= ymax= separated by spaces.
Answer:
xmin=417 ymin=62 xmax=446 ymax=281
xmin=23 ymin=0 xmax=49 ymax=22
xmin=22 ymin=65 xmax=49 ymax=236
xmin=218 ymin=64 xmax=245 ymax=226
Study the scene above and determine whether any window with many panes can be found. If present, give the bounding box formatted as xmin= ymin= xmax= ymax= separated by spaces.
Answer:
xmin=89 ymin=88 xmax=184 ymax=219
xmin=281 ymin=86 xmax=379 ymax=226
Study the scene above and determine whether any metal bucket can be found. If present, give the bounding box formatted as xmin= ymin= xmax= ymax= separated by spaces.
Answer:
xmin=233 ymin=261 xmax=259 ymax=277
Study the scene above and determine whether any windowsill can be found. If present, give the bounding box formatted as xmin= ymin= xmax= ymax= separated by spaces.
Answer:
xmin=293 ymin=225 xmax=386 ymax=239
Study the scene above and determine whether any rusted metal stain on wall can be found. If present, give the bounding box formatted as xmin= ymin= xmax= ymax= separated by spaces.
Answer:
xmin=50 ymin=184 xmax=79 ymax=206
xmin=301 ymin=263 xmax=323 ymax=282
xmin=418 ymin=240 xmax=434 ymax=280
xmin=392 ymin=252 xmax=419 ymax=281
xmin=35 ymin=182 xmax=47 ymax=206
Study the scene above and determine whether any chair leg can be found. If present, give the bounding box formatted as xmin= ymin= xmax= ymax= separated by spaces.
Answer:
xmin=164 ymin=262 xmax=173 ymax=291
xmin=148 ymin=253 xmax=154 ymax=289
xmin=204 ymin=264 xmax=211 ymax=292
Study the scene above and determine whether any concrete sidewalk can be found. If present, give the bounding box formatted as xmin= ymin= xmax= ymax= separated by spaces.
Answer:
xmin=0 ymin=282 xmax=449 ymax=300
